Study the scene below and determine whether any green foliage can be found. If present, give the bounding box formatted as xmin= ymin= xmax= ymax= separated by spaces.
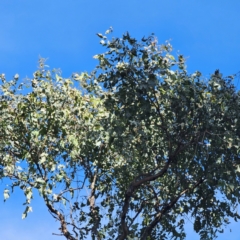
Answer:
xmin=1 ymin=30 xmax=240 ymax=240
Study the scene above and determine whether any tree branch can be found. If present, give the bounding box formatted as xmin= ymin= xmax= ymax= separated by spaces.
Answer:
xmin=140 ymin=177 xmax=205 ymax=239
xmin=45 ymin=198 xmax=76 ymax=240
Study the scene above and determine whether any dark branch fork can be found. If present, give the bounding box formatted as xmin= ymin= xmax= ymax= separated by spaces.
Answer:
xmin=119 ymin=138 xmax=205 ymax=239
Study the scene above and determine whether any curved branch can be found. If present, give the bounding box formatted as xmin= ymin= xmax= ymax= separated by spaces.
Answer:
xmin=45 ymin=198 xmax=76 ymax=240
xmin=140 ymin=177 xmax=205 ymax=240
xmin=119 ymin=157 xmax=172 ymax=240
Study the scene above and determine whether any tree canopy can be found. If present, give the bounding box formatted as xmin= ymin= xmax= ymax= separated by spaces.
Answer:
xmin=1 ymin=30 xmax=240 ymax=240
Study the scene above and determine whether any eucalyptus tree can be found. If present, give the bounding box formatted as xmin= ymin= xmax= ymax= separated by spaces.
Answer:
xmin=1 ymin=30 xmax=240 ymax=240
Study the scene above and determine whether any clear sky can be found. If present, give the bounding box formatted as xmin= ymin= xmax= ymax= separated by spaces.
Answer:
xmin=1 ymin=1 xmax=240 ymax=239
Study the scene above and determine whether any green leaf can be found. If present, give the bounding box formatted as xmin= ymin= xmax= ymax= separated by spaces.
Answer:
xmin=3 ymin=189 xmax=10 ymax=201
xmin=96 ymin=33 xmax=106 ymax=39
xmin=22 ymin=206 xmax=33 ymax=219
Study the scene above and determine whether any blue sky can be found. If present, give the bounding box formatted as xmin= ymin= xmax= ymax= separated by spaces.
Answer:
xmin=1 ymin=1 xmax=240 ymax=239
